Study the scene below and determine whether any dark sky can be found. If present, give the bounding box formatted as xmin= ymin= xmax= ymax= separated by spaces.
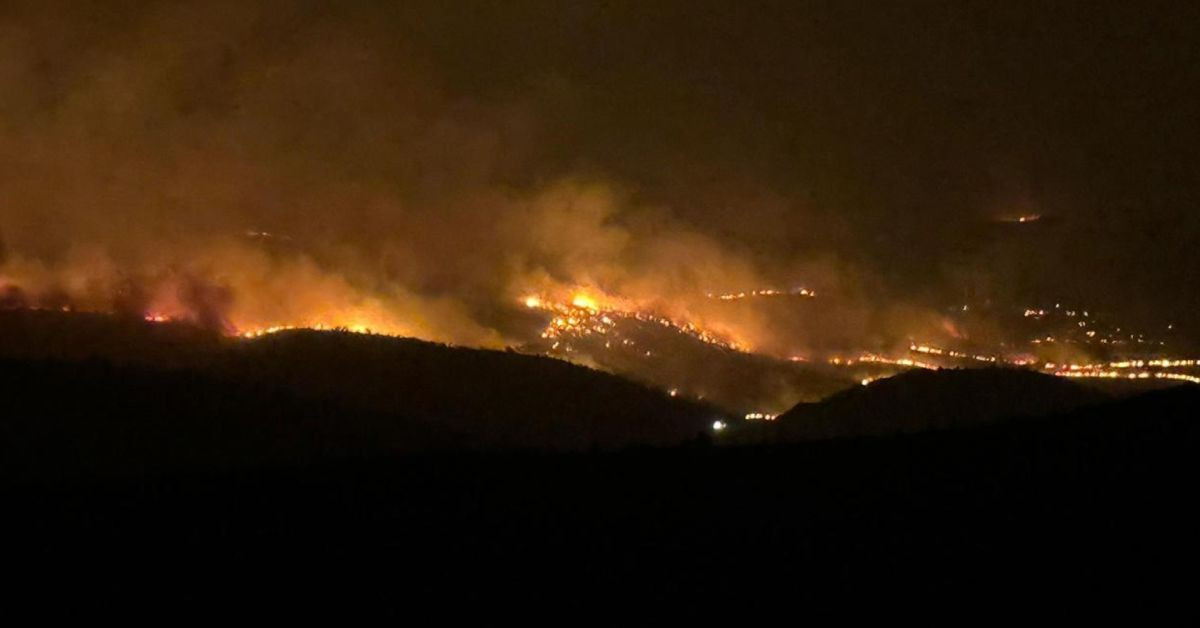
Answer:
xmin=411 ymin=0 xmax=1200 ymax=315
xmin=2 ymin=0 xmax=1198 ymax=344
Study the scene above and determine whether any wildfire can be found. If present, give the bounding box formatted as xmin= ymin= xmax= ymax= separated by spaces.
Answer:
xmin=1055 ymin=370 xmax=1200 ymax=385
xmin=827 ymin=354 xmax=941 ymax=370
xmin=570 ymin=293 xmax=599 ymax=311
xmin=139 ymin=312 xmax=384 ymax=339
xmin=520 ymin=290 xmax=745 ymax=352
xmin=10 ymin=271 xmax=1200 ymax=397
xmin=238 ymin=324 xmax=380 ymax=338
xmin=706 ymin=287 xmax=815 ymax=301
xmin=822 ymin=340 xmax=1200 ymax=389
xmin=909 ymin=343 xmax=998 ymax=364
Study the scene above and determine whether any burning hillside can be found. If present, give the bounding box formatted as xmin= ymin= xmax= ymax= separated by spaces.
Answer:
xmin=521 ymin=291 xmax=745 ymax=353
xmin=513 ymin=290 xmax=851 ymax=411
xmin=2 ymin=0 xmax=1196 ymax=417
xmin=4 ymin=257 xmax=1197 ymax=417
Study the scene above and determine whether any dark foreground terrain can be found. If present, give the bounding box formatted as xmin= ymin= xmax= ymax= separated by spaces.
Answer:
xmin=2 ymin=311 xmax=1197 ymax=617
xmin=0 ymin=310 xmax=722 ymax=453
xmin=4 ymin=383 xmax=1199 ymax=617
xmin=769 ymin=367 xmax=1111 ymax=439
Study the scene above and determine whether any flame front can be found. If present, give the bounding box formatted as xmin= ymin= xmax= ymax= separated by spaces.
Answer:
xmin=521 ymin=289 xmax=746 ymax=352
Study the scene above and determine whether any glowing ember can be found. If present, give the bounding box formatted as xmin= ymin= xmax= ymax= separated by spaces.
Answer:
xmin=706 ymin=287 xmax=815 ymax=301
xmin=823 ymin=340 xmax=1200 ymax=389
xmin=520 ymin=292 xmax=745 ymax=352
xmin=7 ymin=273 xmax=1199 ymax=399
xmin=996 ymin=214 xmax=1043 ymax=224
xmin=238 ymin=323 xmax=379 ymax=338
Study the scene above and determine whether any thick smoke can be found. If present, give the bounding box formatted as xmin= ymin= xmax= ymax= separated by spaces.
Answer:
xmin=0 ymin=1 xmax=976 ymax=356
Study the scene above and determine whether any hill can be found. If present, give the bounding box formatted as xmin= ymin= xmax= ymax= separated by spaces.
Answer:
xmin=512 ymin=300 xmax=854 ymax=412
xmin=0 ymin=310 xmax=722 ymax=476
xmin=0 ymin=357 xmax=457 ymax=481
xmin=763 ymin=367 xmax=1110 ymax=441
xmin=225 ymin=330 xmax=722 ymax=450
xmin=522 ymin=318 xmax=853 ymax=413
xmin=5 ymin=380 xmax=1199 ymax=612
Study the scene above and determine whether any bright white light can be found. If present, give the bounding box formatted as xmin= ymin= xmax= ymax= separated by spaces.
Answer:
xmin=712 ymin=420 xmax=726 ymax=431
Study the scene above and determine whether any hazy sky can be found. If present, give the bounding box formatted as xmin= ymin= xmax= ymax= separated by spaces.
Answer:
xmin=412 ymin=0 xmax=1200 ymax=320
xmin=2 ymin=0 xmax=1198 ymax=343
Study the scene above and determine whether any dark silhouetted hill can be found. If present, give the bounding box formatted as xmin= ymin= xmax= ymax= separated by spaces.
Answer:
xmin=768 ymin=367 xmax=1110 ymax=440
xmin=0 ymin=309 xmax=226 ymax=366
xmin=224 ymin=330 xmax=722 ymax=450
xmin=4 ymin=381 xmax=1199 ymax=613
xmin=0 ymin=310 xmax=721 ymax=472
xmin=0 ymin=357 xmax=458 ymax=481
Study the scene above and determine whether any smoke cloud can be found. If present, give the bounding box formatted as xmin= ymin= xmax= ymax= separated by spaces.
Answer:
xmin=8 ymin=0 xmax=1172 ymax=359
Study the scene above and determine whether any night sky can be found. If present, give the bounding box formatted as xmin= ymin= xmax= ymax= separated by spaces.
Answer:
xmin=409 ymin=0 xmax=1200 ymax=321
xmin=2 ymin=0 xmax=1198 ymax=347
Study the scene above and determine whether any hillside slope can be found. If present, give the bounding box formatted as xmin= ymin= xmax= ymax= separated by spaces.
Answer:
xmin=6 ymin=380 xmax=1200 ymax=610
xmin=0 ymin=358 xmax=457 ymax=481
xmin=0 ymin=310 xmax=721 ymax=462
xmin=225 ymin=330 xmax=722 ymax=449
xmin=769 ymin=367 xmax=1110 ymax=440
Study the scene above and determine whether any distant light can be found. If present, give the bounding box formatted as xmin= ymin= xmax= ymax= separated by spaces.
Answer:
xmin=523 ymin=295 xmax=541 ymax=309
xmin=712 ymin=420 xmax=727 ymax=431
xmin=860 ymin=378 xmax=871 ymax=386
xmin=668 ymin=388 xmax=678 ymax=397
